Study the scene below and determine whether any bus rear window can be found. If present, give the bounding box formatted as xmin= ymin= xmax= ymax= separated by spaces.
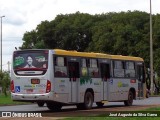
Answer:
xmin=13 ymin=50 xmax=48 ymax=76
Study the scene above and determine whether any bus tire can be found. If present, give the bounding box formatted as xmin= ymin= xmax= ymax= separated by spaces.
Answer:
xmin=83 ymin=91 xmax=93 ymax=109
xmin=47 ymin=102 xmax=62 ymax=111
xmin=124 ymin=91 xmax=133 ymax=106
xmin=37 ymin=102 xmax=45 ymax=107
xmin=96 ymin=102 xmax=104 ymax=107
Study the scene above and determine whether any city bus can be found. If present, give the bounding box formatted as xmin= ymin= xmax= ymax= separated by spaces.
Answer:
xmin=11 ymin=49 xmax=146 ymax=111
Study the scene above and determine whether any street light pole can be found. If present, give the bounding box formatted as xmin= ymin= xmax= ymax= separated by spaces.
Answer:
xmin=0 ymin=16 xmax=5 ymax=72
xmin=150 ymin=0 xmax=154 ymax=94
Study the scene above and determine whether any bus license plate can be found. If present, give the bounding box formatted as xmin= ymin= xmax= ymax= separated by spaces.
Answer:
xmin=31 ymin=79 xmax=40 ymax=84
xmin=26 ymin=89 xmax=33 ymax=93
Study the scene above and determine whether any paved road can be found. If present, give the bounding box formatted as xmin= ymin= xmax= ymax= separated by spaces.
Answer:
xmin=0 ymin=97 xmax=160 ymax=112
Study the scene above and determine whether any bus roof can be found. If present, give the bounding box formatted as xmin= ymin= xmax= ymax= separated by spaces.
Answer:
xmin=53 ymin=49 xmax=144 ymax=62
xmin=110 ymin=55 xmax=143 ymax=61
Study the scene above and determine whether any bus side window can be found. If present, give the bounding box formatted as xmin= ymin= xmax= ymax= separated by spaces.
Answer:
xmin=125 ymin=61 xmax=136 ymax=78
xmin=81 ymin=58 xmax=88 ymax=76
xmin=88 ymin=59 xmax=99 ymax=78
xmin=113 ymin=60 xmax=125 ymax=77
xmin=54 ymin=56 xmax=67 ymax=77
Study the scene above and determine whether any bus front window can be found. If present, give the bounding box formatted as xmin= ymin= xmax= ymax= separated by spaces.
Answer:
xmin=13 ymin=50 xmax=48 ymax=76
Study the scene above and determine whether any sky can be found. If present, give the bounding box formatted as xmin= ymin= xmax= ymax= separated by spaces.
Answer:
xmin=0 ymin=0 xmax=160 ymax=71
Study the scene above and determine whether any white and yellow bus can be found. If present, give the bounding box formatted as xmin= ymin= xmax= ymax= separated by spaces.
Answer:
xmin=11 ymin=49 xmax=146 ymax=111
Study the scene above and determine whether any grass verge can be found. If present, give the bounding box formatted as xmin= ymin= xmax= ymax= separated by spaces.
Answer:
xmin=65 ymin=117 xmax=160 ymax=120
xmin=0 ymin=93 xmax=30 ymax=106
xmin=145 ymin=107 xmax=160 ymax=111
xmin=64 ymin=107 xmax=160 ymax=120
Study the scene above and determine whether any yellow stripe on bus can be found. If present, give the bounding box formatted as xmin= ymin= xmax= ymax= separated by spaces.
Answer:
xmin=54 ymin=49 xmax=144 ymax=61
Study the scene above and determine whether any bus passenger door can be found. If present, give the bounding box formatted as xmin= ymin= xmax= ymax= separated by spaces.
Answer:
xmin=137 ymin=64 xmax=145 ymax=99
xmin=68 ymin=62 xmax=80 ymax=103
xmin=100 ymin=63 xmax=110 ymax=100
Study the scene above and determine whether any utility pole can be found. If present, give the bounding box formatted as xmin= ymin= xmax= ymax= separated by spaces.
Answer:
xmin=150 ymin=0 xmax=154 ymax=94
xmin=0 ymin=16 xmax=5 ymax=72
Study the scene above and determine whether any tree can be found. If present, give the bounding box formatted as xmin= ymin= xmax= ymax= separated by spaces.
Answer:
xmin=20 ymin=11 xmax=160 ymax=79
xmin=0 ymin=71 xmax=10 ymax=96
xmin=21 ymin=12 xmax=94 ymax=51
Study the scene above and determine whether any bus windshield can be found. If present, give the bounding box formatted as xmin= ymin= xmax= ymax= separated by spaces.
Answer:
xmin=13 ymin=50 xmax=48 ymax=76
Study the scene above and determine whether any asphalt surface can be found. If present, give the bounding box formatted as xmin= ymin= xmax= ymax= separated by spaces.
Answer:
xmin=0 ymin=97 xmax=160 ymax=111
xmin=0 ymin=97 xmax=160 ymax=118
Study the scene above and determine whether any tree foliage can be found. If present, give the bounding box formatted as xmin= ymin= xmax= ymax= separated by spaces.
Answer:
xmin=0 ymin=71 xmax=10 ymax=96
xmin=20 ymin=11 xmax=160 ymax=76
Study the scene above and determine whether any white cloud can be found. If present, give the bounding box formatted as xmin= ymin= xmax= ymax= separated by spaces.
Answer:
xmin=0 ymin=0 xmax=160 ymax=70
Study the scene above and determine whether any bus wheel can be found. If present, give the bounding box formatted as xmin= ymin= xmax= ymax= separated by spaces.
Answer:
xmin=83 ymin=91 xmax=93 ymax=109
xmin=37 ymin=102 xmax=45 ymax=107
xmin=96 ymin=102 xmax=104 ymax=107
xmin=124 ymin=91 xmax=133 ymax=106
xmin=47 ymin=102 xmax=62 ymax=111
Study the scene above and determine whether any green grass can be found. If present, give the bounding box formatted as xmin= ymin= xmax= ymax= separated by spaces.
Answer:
xmin=145 ymin=107 xmax=160 ymax=111
xmin=0 ymin=93 xmax=30 ymax=106
xmin=65 ymin=117 xmax=160 ymax=120
xmin=64 ymin=107 xmax=160 ymax=120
